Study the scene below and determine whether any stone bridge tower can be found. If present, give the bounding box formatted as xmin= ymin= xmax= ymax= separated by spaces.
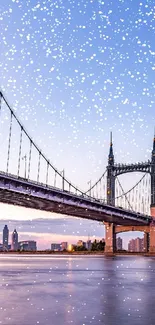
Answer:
xmin=107 ymin=132 xmax=115 ymax=206
xmin=105 ymin=131 xmax=155 ymax=254
xmin=151 ymin=133 xmax=155 ymax=216
xmin=149 ymin=133 xmax=155 ymax=252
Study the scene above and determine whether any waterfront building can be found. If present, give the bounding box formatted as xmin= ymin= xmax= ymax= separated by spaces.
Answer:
xmin=11 ymin=229 xmax=18 ymax=251
xmin=77 ymin=240 xmax=83 ymax=247
xmin=83 ymin=242 xmax=87 ymax=249
xmin=116 ymin=237 xmax=123 ymax=250
xmin=128 ymin=237 xmax=144 ymax=252
xmin=135 ymin=237 xmax=144 ymax=252
xmin=3 ymin=225 xmax=9 ymax=249
xmin=0 ymin=244 xmax=3 ymax=251
xmin=61 ymin=242 xmax=68 ymax=251
xmin=86 ymin=240 xmax=92 ymax=250
xmin=51 ymin=243 xmax=61 ymax=251
xmin=18 ymin=241 xmax=37 ymax=251
xmin=128 ymin=239 xmax=135 ymax=252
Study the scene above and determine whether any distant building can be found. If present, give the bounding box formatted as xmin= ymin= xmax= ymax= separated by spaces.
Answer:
xmin=116 ymin=237 xmax=123 ymax=251
xmin=11 ymin=229 xmax=18 ymax=250
xmin=3 ymin=225 xmax=9 ymax=249
xmin=61 ymin=242 xmax=68 ymax=251
xmin=128 ymin=239 xmax=135 ymax=252
xmin=128 ymin=237 xmax=144 ymax=252
xmin=8 ymin=244 xmax=11 ymax=251
xmin=51 ymin=243 xmax=61 ymax=251
xmin=77 ymin=240 xmax=83 ymax=247
xmin=0 ymin=244 xmax=3 ymax=251
xmin=135 ymin=237 xmax=144 ymax=252
xmin=18 ymin=241 xmax=37 ymax=251
xmin=86 ymin=240 xmax=92 ymax=250
xmin=83 ymin=242 xmax=87 ymax=249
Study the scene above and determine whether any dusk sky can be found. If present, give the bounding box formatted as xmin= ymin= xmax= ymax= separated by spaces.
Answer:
xmin=0 ymin=0 xmax=155 ymax=249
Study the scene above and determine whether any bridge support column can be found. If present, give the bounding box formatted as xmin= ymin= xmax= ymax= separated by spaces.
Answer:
xmin=149 ymin=225 xmax=155 ymax=253
xmin=104 ymin=223 xmax=116 ymax=254
xmin=143 ymin=233 xmax=149 ymax=253
xmin=149 ymin=207 xmax=155 ymax=253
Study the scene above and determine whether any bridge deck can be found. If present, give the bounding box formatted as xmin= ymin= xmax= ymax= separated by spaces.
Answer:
xmin=0 ymin=172 xmax=152 ymax=226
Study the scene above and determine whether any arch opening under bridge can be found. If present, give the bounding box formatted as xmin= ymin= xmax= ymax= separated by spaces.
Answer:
xmin=115 ymin=227 xmax=150 ymax=253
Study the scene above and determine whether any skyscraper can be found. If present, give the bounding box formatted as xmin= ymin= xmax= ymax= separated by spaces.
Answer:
xmin=11 ymin=229 xmax=18 ymax=251
xmin=116 ymin=237 xmax=123 ymax=251
xmin=3 ymin=225 xmax=9 ymax=249
xmin=128 ymin=237 xmax=144 ymax=252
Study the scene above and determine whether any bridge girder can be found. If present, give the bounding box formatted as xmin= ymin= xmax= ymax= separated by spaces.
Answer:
xmin=113 ymin=162 xmax=151 ymax=177
xmin=115 ymin=225 xmax=150 ymax=234
xmin=0 ymin=172 xmax=151 ymax=226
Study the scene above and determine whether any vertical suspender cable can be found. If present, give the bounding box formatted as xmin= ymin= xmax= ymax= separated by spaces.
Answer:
xmin=37 ymin=151 xmax=41 ymax=182
xmin=28 ymin=140 xmax=32 ymax=180
xmin=46 ymin=161 xmax=49 ymax=185
xmin=54 ymin=171 xmax=56 ymax=187
xmin=6 ymin=112 xmax=13 ymax=173
xmin=138 ymin=181 xmax=141 ymax=212
xmin=17 ymin=127 xmax=23 ymax=176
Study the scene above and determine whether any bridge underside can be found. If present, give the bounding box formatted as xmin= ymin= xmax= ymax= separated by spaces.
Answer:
xmin=0 ymin=188 xmax=148 ymax=226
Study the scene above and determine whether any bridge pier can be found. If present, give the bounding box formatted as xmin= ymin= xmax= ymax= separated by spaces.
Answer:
xmin=104 ymin=223 xmax=116 ymax=254
xmin=143 ymin=233 xmax=149 ymax=253
xmin=149 ymin=207 xmax=155 ymax=253
xmin=104 ymin=224 xmax=152 ymax=254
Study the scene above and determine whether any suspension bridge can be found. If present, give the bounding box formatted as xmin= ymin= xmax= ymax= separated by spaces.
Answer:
xmin=0 ymin=90 xmax=155 ymax=254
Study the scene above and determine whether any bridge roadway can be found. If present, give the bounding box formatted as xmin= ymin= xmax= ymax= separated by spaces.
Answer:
xmin=0 ymin=172 xmax=152 ymax=226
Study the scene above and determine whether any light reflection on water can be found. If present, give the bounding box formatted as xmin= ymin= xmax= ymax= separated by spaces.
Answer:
xmin=0 ymin=255 xmax=155 ymax=325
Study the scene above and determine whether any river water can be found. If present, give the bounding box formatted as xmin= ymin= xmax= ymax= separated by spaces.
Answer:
xmin=0 ymin=255 xmax=155 ymax=325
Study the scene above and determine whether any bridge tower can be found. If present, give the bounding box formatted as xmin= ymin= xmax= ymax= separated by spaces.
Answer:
xmin=105 ymin=132 xmax=116 ymax=254
xmin=149 ymin=132 xmax=155 ymax=252
xmin=151 ymin=132 xmax=155 ymax=214
xmin=105 ymin=130 xmax=155 ymax=255
xmin=107 ymin=132 xmax=115 ymax=206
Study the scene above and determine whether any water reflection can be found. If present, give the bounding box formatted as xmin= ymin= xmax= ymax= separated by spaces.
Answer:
xmin=0 ymin=255 xmax=154 ymax=324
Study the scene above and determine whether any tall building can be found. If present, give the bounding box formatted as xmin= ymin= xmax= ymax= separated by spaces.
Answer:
xmin=135 ymin=238 xmax=144 ymax=252
xmin=116 ymin=237 xmax=123 ymax=251
xmin=3 ymin=225 xmax=9 ymax=249
xmin=11 ymin=229 xmax=18 ymax=251
xmin=128 ymin=237 xmax=144 ymax=252
xmin=128 ymin=239 xmax=135 ymax=252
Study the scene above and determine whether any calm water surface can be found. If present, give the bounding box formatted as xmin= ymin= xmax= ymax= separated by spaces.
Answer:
xmin=0 ymin=255 xmax=155 ymax=325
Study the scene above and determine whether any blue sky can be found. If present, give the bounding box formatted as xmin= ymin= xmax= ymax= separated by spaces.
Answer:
xmin=0 ymin=0 xmax=155 ymax=249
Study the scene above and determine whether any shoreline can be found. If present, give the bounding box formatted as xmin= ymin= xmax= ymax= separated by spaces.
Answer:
xmin=0 ymin=251 xmax=155 ymax=257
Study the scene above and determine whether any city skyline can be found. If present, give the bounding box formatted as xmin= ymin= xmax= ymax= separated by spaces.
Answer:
xmin=0 ymin=222 xmax=147 ymax=252
xmin=0 ymin=216 xmax=146 ymax=250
